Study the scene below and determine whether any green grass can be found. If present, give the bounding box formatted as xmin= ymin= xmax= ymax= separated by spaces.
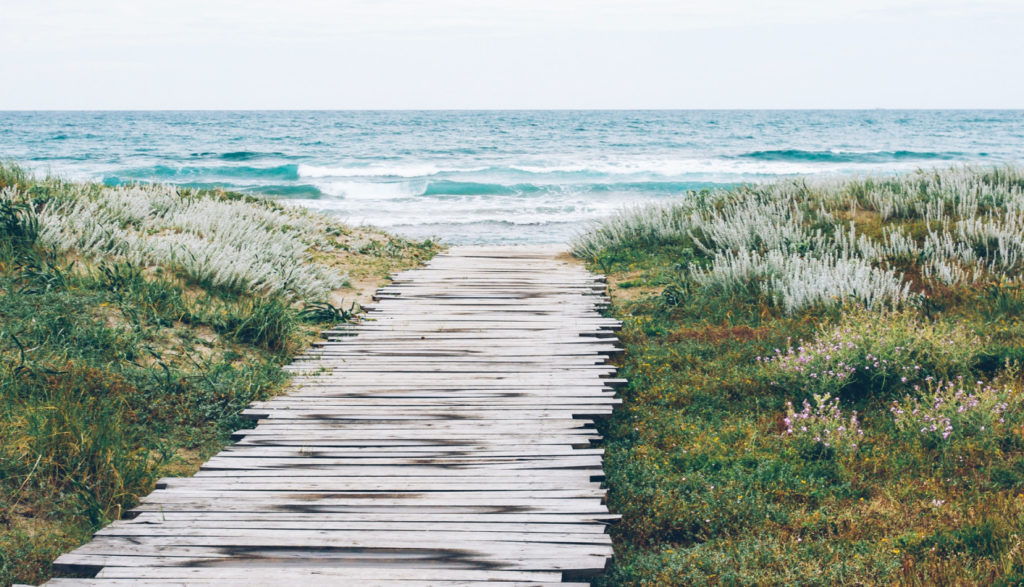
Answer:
xmin=578 ymin=168 xmax=1024 ymax=585
xmin=0 ymin=165 xmax=439 ymax=585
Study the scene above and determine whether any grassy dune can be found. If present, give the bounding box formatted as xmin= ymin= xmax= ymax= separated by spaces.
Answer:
xmin=0 ymin=165 xmax=439 ymax=585
xmin=573 ymin=167 xmax=1024 ymax=585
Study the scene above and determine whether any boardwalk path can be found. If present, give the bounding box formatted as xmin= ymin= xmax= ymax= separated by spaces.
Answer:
xmin=45 ymin=246 xmax=621 ymax=586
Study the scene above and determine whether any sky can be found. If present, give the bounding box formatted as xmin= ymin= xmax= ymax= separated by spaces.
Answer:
xmin=1 ymin=0 xmax=1022 ymax=109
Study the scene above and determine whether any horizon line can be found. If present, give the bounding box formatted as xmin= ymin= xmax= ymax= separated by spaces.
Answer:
xmin=2 ymin=107 xmax=1024 ymax=113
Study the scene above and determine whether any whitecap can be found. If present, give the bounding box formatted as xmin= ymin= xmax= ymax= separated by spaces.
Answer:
xmin=298 ymin=163 xmax=487 ymax=179
xmin=314 ymin=179 xmax=428 ymax=199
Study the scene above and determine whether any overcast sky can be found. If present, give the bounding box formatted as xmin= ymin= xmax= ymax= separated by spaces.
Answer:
xmin=1 ymin=0 xmax=1022 ymax=109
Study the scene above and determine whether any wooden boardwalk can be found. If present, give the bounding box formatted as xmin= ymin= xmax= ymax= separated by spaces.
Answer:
xmin=43 ymin=246 xmax=621 ymax=586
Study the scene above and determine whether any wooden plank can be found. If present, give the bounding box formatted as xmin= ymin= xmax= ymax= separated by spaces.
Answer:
xmin=116 ymin=518 xmax=608 ymax=533
xmin=64 ymin=540 xmax=614 ymax=561
xmin=297 ymin=346 xmax=613 ymax=352
xmin=229 ymin=434 xmax=603 ymax=444
xmin=139 ymin=488 xmax=607 ymax=500
xmin=228 ymin=428 xmax=602 ymax=437
xmin=94 ymin=567 xmax=566 ymax=581
xmin=49 ymin=580 xmax=591 ymax=587
xmin=269 ymin=382 xmax=618 ymax=389
xmin=54 ymin=552 xmax=611 ymax=575
xmin=216 ymin=446 xmax=605 ymax=457
xmin=302 ymin=344 xmax=620 ymax=351
xmin=247 ymin=398 xmax=617 ymax=406
xmin=248 ymin=398 xmax=620 ymax=407
xmin=154 ymin=479 xmax=606 ymax=491
xmin=188 ymin=458 xmax=605 ymax=470
xmin=248 ymin=394 xmax=614 ymax=403
xmin=232 ymin=422 xmax=599 ymax=431
xmin=287 ymin=357 xmax=609 ymax=365
xmin=91 ymin=528 xmax=612 ymax=547
xmin=188 ymin=469 xmax=605 ymax=480
xmin=240 ymin=412 xmax=613 ymax=421
xmin=125 ymin=511 xmax=621 ymax=523
xmin=321 ymin=333 xmax=619 ymax=341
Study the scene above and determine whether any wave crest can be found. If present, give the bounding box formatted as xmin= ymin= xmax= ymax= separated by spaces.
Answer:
xmin=110 ymin=164 xmax=300 ymax=182
xmin=298 ymin=163 xmax=488 ymax=178
xmin=737 ymin=149 xmax=963 ymax=163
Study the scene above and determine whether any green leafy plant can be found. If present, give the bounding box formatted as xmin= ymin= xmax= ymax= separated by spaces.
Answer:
xmin=299 ymin=300 xmax=360 ymax=324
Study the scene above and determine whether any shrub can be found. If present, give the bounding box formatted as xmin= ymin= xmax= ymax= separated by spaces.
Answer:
xmin=693 ymin=250 xmax=913 ymax=314
xmin=890 ymin=379 xmax=1014 ymax=445
xmin=783 ymin=393 xmax=864 ymax=458
xmin=761 ymin=308 xmax=982 ymax=401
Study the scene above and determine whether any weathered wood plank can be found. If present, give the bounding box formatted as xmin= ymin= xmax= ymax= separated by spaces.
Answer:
xmin=216 ymin=446 xmax=605 ymax=457
xmin=83 ymin=578 xmax=592 ymax=586
xmin=91 ymin=528 xmax=613 ymax=547
xmin=124 ymin=511 xmax=621 ymax=523
xmin=94 ymin=567 xmax=567 ymax=581
xmin=248 ymin=399 xmax=621 ymax=408
xmin=53 ymin=552 xmax=611 ymax=574
xmin=187 ymin=470 xmax=605 ymax=481
xmin=62 ymin=542 xmax=615 ymax=563
xmin=116 ymin=517 xmax=609 ymax=533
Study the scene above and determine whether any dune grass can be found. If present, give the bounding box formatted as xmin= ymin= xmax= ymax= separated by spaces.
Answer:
xmin=574 ymin=167 xmax=1024 ymax=585
xmin=0 ymin=164 xmax=439 ymax=585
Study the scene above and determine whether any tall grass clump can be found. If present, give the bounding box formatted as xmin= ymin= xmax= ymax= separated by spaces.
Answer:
xmin=0 ymin=187 xmax=39 ymax=255
xmin=692 ymin=250 xmax=913 ymax=313
xmin=571 ymin=200 xmax=705 ymax=259
xmin=573 ymin=165 xmax=1024 ymax=313
xmin=577 ymin=165 xmax=1024 ymax=585
xmin=34 ymin=182 xmax=346 ymax=298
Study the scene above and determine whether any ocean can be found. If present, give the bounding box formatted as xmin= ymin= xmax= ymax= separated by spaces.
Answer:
xmin=2 ymin=110 xmax=1023 ymax=244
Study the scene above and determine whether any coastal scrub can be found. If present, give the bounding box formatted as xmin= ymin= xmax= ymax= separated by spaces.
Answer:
xmin=577 ymin=166 xmax=1024 ymax=585
xmin=0 ymin=164 xmax=439 ymax=585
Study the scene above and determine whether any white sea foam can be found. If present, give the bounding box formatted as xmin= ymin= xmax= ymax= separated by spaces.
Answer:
xmin=288 ymin=190 xmax=631 ymax=229
xmin=298 ymin=163 xmax=488 ymax=178
xmin=314 ymin=179 xmax=429 ymax=199
xmin=297 ymin=157 xmax=949 ymax=197
xmin=509 ymin=158 xmax=939 ymax=178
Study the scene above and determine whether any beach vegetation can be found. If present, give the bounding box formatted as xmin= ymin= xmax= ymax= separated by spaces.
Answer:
xmin=0 ymin=163 xmax=439 ymax=585
xmin=576 ymin=166 xmax=1024 ymax=585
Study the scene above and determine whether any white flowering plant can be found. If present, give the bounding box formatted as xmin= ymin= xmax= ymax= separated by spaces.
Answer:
xmin=573 ymin=166 xmax=1024 ymax=312
xmin=34 ymin=183 xmax=348 ymax=299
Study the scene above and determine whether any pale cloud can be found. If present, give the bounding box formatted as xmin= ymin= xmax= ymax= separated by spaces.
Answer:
xmin=6 ymin=0 xmax=1018 ymax=39
xmin=0 ymin=0 xmax=1021 ymax=108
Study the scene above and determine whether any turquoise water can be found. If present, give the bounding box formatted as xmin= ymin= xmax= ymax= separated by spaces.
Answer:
xmin=2 ymin=110 xmax=1023 ymax=244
